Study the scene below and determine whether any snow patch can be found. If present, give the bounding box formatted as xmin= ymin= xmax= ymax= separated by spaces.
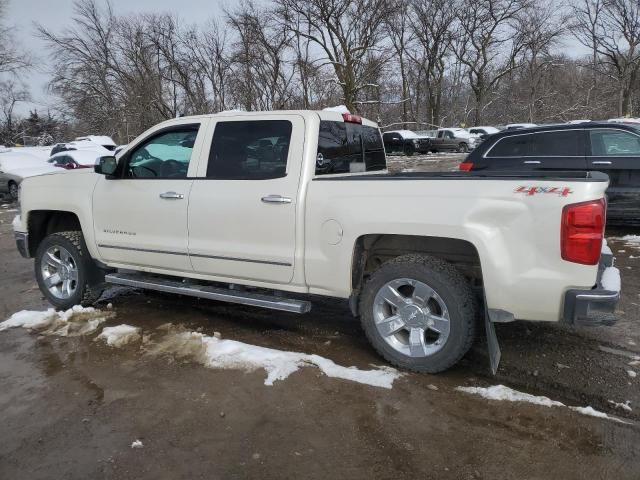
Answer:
xmin=457 ymin=384 xmax=629 ymax=423
xmin=147 ymin=327 xmax=401 ymax=389
xmin=608 ymin=400 xmax=632 ymax=412
xmin=322 ymin=105 xmax=350 ymax=114
xmin=622 ymin=235 xmax=640 ymax=247
xmin=96 ymin=324 xmax=141 ymax=347
xmin=0 ymin=306 xmax=111 ymax=337
xmin=130 ymin=440 xmax=143 ymax=449
xmin=601 ymin=239 xmax=612 ymax=255
xmin=627 ymin=370 xmax=637 ymax=378
xmin=601 ymin=266 xmax=621 ymax=292
xmin=456 ymin=385 xmax=564 ymax=407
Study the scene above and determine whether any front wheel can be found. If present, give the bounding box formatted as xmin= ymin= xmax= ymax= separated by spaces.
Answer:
xmin=359 ymin=254 xmax=478 ymax=373
xmin=35 ymin=231 xmax=105 ymax=310
xmin=456 ymin=143 xmax=468 ymax=153
xmin=403 ymin=144 xmax=415 ymax=156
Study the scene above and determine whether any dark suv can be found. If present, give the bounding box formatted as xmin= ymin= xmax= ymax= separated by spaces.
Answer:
xmin=458 ymin=123 xmax=640 ymax=225
xmin=382 ymin=130 xmax=432 ymax=156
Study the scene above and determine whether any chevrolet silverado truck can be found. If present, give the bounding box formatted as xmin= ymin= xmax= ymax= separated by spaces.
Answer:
xmin=13 ymin=110 xmax=619 ymax=373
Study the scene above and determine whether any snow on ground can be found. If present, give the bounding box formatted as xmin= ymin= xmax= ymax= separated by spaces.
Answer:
xmin=0 ymin=306 xmax=111 ymax=337
xmin=457 ymin=384 xmax=629 ymax=424
xmin=621 ymin=235 xmax=640 ymax=247
xmin=96 ymin=324 xmax=141 ymax=347
xmin=146 ymin=327 xmax=401 ymax=389
xmin=601 ymin=266 xmax=621 ymax=292
xmin=602 ymin=239 xmax=613 ymax=256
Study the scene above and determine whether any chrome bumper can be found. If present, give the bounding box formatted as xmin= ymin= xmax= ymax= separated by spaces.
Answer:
xmin=562 ymin=253 xmax=619 ymax=327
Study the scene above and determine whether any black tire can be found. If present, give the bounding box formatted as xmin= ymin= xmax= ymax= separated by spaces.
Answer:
xmin=403 ymin=143 xmax=415 ymax=156
xmin=359 ymin=254 xmax=478 ymax=373
xmin=35 ymin=231 xmax=105 ymax=310
xmin=8 ymin=181 xmax=18 ymax=201
xmin=457 ymin=142 xmax=468 ymax=153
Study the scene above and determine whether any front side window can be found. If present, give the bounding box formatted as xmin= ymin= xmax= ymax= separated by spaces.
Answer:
xmin=316 ymin=121 xmax=385 ymax=175
xmin=590 ymin=129 xmax=640 ymax=156
xmin=126 ymin=127 xmax=199 ymax=178
xmin=207 ymin=120 xmax=291 ymax=180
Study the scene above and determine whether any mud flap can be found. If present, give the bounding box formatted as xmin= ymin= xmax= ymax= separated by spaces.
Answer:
xmin=484 ymin=297 xmax=501 ymax=375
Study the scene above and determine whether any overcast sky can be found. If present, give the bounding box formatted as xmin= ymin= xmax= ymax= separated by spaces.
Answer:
xmin=8 ymin=0 xmax=229 ymax=116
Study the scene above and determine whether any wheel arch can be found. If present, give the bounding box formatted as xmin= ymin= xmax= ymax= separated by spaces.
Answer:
xmin=27 ymin=210 xmax=83 ymax=257
xmin=349 ymin=234 xmax=483 ymax=315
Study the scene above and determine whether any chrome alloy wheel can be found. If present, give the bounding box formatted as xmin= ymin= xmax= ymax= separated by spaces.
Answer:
xmin=41 ymin=245 xmax=79 ymax=299
xmin=373 ymin=278 xmax=451 ymax=358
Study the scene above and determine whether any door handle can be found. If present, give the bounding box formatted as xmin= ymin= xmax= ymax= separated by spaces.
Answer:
xmin=523 ymin=160 xmax=541 ymax=164
xmin=159 ymin=191 xmax=184 ymax=200
xmin=592 ymin=161 xmax=612 ymax=165
xmin=261 ymin=194 xmax=292 ymax=204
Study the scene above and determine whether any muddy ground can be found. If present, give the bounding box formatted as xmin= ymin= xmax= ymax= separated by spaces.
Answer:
xmin=1 ymin=165 xmax=639 ymax=479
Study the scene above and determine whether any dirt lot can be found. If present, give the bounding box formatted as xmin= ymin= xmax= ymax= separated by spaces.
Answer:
xmin=1 ymin=168 xmax=639 ymax=479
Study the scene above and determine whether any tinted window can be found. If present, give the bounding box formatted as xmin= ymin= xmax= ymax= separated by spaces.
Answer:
xmin=530 ymin=131 xmax=582 ymax=156
xmin=316 ymin=121 xmax=385 ymax=175
xmin=488 ymin=134 xmax=532 ymax=157
xmin=126 ymin=127 xmax=199 ymax=178
xmin=590 ymin=129 xmax=640 ymax=156
xmin=207 ymin=121 xmax=291 ymax=180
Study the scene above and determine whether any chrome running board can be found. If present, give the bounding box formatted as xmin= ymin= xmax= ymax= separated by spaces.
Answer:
xmin=105 ymin=273 xmax=312 ymax=314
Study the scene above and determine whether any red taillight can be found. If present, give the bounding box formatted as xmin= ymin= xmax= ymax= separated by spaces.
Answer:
xmin=561 ymin=199 xmax=605 ymax=265
xmin=459 ymin=161 xmax=473 ymax=171
xmin=342 ymin=113 xmax=362 ymax=124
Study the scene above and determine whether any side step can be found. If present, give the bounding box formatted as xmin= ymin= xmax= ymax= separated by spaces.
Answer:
xmin=105 ymin=272 xmax=312 ymax=314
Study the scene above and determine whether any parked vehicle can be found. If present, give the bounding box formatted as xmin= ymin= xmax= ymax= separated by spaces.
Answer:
xmin=468 ymin=126 xmax=500 ymax=137
xmin=47 ymin=150 xmax=102 ymax=170
xmin=14 ymin=110 xmax=618 ymax=373
xmin=0 ymin=155 xmax=57 ymax=200
xmin=458 ymin=123 xmax=640 ymax=225
xmin=382 ymin=130 xmax=431 ymax=156
xmin=430 ymin=128 xmax=477 ymax=153
xmin=73 ymin=135 xmax=117 ymax=152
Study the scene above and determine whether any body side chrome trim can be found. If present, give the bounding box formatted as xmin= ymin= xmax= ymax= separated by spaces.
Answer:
xmin=97 ymin=243 xmax=292 ymax=266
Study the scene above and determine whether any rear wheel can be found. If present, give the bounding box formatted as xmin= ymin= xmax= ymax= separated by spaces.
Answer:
xmin=359 ymin=254 xmax=477 ymax=373
xmin=8 ymin=181 xmax=18 ymax=201
xmin=35 ymin=231 xmax=105 ymax=310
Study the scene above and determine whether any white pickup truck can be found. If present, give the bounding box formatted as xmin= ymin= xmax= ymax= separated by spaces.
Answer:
xmin=13 ymin=110 xmax=619 ymax=373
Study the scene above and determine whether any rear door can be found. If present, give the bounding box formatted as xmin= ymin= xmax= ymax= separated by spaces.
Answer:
xmin=187 ymin=114 xmax=304 ymax=284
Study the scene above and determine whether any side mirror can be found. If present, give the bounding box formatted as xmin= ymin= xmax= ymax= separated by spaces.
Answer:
xmin=95 ymin=156 xmax=118 ymax=177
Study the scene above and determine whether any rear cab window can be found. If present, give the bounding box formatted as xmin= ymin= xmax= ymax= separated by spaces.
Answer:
xmin=206 ymin=120 xmax=292 ymax=180
xmin=316 ymin=121 xmax=386 ymax=175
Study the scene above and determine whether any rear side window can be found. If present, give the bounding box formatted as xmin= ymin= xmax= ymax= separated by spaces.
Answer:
xmin=590 ymin=129 xmax=640 ymax=156
xmin=530 ymin=131 xmax=583 ymax=156
xmin=316 ymin=121 xmax=385 ymax=175
xmin=488 ymin=130 xmax=583 ymax=157
xmin=207 ymin=120 xmax=291 ymax=180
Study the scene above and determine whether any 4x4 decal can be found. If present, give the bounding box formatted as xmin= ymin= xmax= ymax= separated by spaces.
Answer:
xmin=515 ymin=186 xmax=573 ymax=197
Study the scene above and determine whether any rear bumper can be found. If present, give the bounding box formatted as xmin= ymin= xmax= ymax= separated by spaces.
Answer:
xmin=562 ymin=254 xmax=619 ymax=327
xmin=15 ymin=231 xmax=30 ymax=258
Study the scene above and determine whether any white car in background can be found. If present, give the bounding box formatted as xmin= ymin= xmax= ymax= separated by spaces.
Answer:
xmin=73 ymin=135 xmax=117 ymax=152
xmin=47 ymin=149 xmax=103 ymax=170
xmin=468 ymin=126 xmax=500 ymax=136
xmin=0 ymin=154 xmax=57 ymax=200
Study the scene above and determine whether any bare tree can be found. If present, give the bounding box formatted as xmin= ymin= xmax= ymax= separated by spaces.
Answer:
xmin=454 ymin=0 xmax=529 ymax=125
xmin=571 ymin=0 xmax=640 ymax=116
xmin=276 ymin=0 xmax=391 ymax=112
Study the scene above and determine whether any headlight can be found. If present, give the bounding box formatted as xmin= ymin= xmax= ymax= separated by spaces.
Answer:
xmin=413 ymin=139 xmax=420 ymax=145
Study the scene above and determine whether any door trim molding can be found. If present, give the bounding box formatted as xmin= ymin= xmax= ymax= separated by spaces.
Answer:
xmin=97 ymin=244 xmax=292 ymax=267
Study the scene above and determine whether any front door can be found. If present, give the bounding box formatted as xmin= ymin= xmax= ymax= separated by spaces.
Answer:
xmin=188 ymin=114 xmax=304 ymax=285
xmin=93 ymin=121 xmax=206 ymax=272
